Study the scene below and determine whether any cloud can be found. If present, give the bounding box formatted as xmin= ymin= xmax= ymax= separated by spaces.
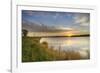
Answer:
xmin=74 ymin=13 xmax=90 ymax=26
xmin=55 ymin=26 xmax=73 ymax=31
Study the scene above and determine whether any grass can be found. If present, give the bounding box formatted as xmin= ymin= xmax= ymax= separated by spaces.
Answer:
xmin=22 ymin=37 xmax=89 ymax=62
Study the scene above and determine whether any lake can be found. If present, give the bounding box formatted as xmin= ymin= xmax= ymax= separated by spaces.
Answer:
xmin=40 ymin=37 xmax=90 ymax=58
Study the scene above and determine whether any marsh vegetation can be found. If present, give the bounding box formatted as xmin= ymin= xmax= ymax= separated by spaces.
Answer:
xmin=22 ymin=37 xmax=89 ymax=62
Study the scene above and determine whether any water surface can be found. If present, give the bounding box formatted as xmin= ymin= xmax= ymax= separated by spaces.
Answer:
xmin=40 ymin=37 xmax=90 ymax=58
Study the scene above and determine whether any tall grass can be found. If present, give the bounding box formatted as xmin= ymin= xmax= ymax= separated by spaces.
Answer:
xmin=22 ymin=37 xmax=88 ymax=62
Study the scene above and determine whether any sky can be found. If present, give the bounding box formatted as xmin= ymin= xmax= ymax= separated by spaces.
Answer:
xmin=22 ymin=10 xmax=90 ymax=34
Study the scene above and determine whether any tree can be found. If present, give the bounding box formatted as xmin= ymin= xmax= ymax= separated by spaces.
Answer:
xmin=22 ymin=29 xmax=28 ymax=37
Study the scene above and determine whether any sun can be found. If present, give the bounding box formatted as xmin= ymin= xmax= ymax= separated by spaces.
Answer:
xmin=67 ymin=34 xmax=72 ymax=37
xmin=67 ymin=32 xmax=73 ymax=37
xmin=64 ymin=31 xmax=74 ymax=37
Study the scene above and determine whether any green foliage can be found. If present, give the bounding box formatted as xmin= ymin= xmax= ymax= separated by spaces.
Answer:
xmin=22 ymin=37 xmax=56 ymax=62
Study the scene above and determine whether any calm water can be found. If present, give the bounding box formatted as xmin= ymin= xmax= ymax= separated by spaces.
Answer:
xmin=40 ymin=37 xmax=90 ymax=58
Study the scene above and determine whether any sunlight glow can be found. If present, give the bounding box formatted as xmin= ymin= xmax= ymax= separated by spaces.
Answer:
xmin=66 ymin=40 xmax=74 ymax=46
xmin=65 ymin=32 xmax=74 ymax=37
xmin=64 ymin=31 xmax=81 ymax=37
xmin=67 ymin=33 xmax=73 ymax=37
